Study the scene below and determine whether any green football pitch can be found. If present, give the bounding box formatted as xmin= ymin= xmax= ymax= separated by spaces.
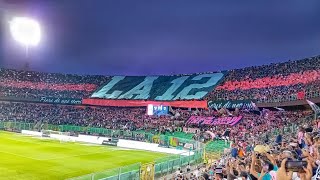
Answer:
xmin=0 ymin=131 xmax=167 ymax=180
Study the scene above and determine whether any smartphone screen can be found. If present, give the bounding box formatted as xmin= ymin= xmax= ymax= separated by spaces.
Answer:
xmin=285 ymin=160 xmax=307 ymax=172
xmin=215 ymin=168 xmax=223 ymax=174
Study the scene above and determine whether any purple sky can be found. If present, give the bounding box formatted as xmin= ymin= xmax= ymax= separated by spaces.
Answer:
xmin=1 ymin=0 xmax=320 ymax=76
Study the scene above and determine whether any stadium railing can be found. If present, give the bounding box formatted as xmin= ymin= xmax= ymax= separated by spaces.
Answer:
xmin=0 ymin=121 xmax=34 ymax=131
xmin=66 ymin=163 xmax=141 ymax=180
xmin=64 ymin=148 xmax=205 ymax=180
xmin=154 ymin=148 xmax=204 ymax=178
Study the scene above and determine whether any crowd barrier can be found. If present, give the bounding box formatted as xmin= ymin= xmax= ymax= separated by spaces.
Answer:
xmin=45 ymin=123 xmax=200 ymax=150
xmin=67 ymin=163 xmax=141 ymax=180
xmin=20 ymin=130 xmax=194 ymax=155
xmin=0 ymin=121 xmax=199 ymax=150
xmin=68 ymin=148 xmax=204 ymax=180
xmin=0 ymin=121 xmax=197 ymax=149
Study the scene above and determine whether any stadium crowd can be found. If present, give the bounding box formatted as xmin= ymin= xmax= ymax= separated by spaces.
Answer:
xmin=0 ymin=101 xmax=188 ymax=130
xmin=207 ymin=56 xmax=320 ymax=103
xmin=0 ymin=68 xmax=110 ymax=99
xmin=173 ymin=110 xmax=320 ymax=180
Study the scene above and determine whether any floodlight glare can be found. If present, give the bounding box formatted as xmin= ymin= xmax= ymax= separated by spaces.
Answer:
xmin=9 ymin=17 xmax=41 ymax=46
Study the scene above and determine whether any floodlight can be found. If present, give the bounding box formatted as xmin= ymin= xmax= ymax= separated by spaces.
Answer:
xmin=9 ymin=17 xmax=41 ymax=46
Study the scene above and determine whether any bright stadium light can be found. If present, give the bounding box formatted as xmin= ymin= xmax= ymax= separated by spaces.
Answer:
xmin=9 ymin=16 xmax=41 ymax=57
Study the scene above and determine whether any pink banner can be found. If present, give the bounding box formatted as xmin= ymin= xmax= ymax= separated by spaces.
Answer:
xmin=187 ymin=116 xmax=214 ymax=125
xmin=187 ymin=115 xmax=243 ymax=126
xmin=213 ymin=116 xmax=243 ymax=126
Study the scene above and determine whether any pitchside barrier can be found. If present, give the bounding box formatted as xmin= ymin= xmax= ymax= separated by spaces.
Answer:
xmin=0 ymin=121 xmax=201 ymax=150
xmin=66 ymin=149 xmax=204 ymax=180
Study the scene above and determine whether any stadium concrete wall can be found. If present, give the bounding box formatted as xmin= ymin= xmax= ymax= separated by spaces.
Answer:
xmin=77 ymin=134 xmax=111 ymax=144
xmin=117 ymin=139 xmax=193 ymax=155
xmin=20 ymin=131 xmax=191 ymax=155
xmin=21 ymin=130 xmax=43 ymax=136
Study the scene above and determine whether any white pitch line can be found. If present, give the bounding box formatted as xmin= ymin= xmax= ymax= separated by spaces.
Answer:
xmin=42 ymin=149 xmax=118 ymax=161
xmin=0 ymin=148 xmax=119 ymax=161
xmin=4 ymin=135 xmax=69 ymax=148
xmin=0 ymin=150 xmax=40 ymax=161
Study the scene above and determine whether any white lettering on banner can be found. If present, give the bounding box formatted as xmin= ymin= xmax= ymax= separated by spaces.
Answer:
xmin=173 ymin=73 xmax=224 ymax=100
xmin=91 ymin=73 xmax=224 ymax=100
xmin=155 ymin=76 xmax=189 ymax=100
xmin=208 ymin=100 xmax=254 ymax=110
xmin=154 ymin=105 xmax=166 ymax=111
xmin=40 ymin=97 xmax=54 ymax=103
xmin=118 ymin=76 xmax=159 ymax=99
xmin=40 ymin=97 xmax=82 ymax=104
xmin=70 ymin=99 xmax=82 ymax=104
xmin=91 ymin=76 xmax=125 ymax=98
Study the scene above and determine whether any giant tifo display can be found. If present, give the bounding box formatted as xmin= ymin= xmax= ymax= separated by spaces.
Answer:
xmin=0 ymin=55 xmax=320 ymax=180
xmin=1 ymin=55 xmax=320 ymax=107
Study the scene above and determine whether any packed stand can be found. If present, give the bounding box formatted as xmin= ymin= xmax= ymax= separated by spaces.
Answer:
xmin=171 ymin=109 xmax=320 ymax=179
xmin=0 ymin=68 xmax=110 ymax=99
xmin=207 ymin=55 xmax=320 ymax=103
xmin=0 ymin=101 xmax=184 ymax=131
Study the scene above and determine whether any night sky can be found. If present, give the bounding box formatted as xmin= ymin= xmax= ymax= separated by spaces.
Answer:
xmin=1 ymin=0 xmax=320 ymax=76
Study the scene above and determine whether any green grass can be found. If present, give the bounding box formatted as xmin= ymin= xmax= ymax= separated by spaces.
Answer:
xmin=0 ymin=131 xmax=167 ymax=180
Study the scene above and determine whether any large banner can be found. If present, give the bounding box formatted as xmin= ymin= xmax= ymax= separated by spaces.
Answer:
xmin=40 ymin=97 xmax=82 ymax=105
xmin=91 ymin=73 xmax=224 ymax=100
xmin=0 ymin=96 xmax=83 ymax=105
xmin=208 ymin=100 xmax=255 ymax=110
xmin=187 ymin=115 xmax=243 ymax=126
